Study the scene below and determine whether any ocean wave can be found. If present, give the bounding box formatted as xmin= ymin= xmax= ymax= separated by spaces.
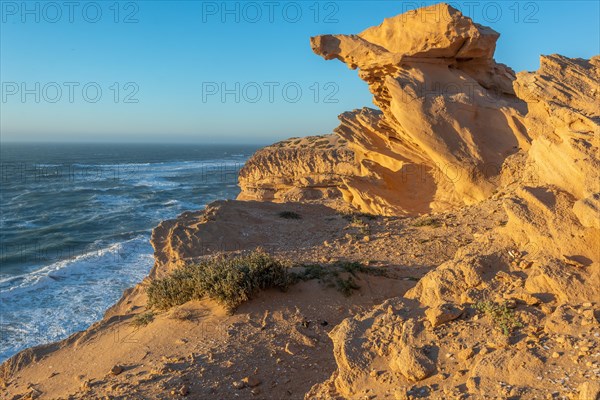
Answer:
xmin=0 ymin=236 xmax=150 ymax=296
xmin=0 ymin=150 xmax=249 ymax=361
xmin=91 ymin=194 xmax=138 ymax=208
xmin=70 ymin=159 xmax=244 ymax=169
xmin=0 ymin=235 xmax=154 ymax=360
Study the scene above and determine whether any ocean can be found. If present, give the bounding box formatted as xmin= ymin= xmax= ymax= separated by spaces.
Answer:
xmin=0 ymin=143 xmax=258 ymax=361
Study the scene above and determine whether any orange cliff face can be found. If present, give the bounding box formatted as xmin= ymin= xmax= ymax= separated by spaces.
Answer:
xmin=237 ymin=135 xmax=356 ymax=208
xmin=238 ymin=2 xmax=599 ymax=266
xmin=239 ymin=3 xmax=534 ymax=216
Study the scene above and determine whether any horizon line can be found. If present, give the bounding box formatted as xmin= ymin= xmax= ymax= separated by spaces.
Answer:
xmin=0 ymin=140 xmax=269 ymax=146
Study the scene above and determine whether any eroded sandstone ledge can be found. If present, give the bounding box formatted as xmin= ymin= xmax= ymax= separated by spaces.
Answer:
xmin=239 ymin=4 xmax=599 ymax=222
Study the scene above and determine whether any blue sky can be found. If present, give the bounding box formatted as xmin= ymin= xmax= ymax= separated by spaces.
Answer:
xmin=1 ymin=0 xmax=598 ymax=144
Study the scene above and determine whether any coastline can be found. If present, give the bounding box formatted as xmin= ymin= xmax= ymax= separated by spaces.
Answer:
xmin=1 ymin=199 xmax=444 ymax=397
xmin=0 ymin=145 xmax=255 ymax=363
xmin=2 ymin=195 xmax=598 ymax=399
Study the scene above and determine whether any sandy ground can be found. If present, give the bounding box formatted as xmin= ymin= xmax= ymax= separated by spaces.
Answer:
xmin=2 ymin=199 xmax=503 ymax=399
xmin=2 ymin=199 xmax=598 ymax=400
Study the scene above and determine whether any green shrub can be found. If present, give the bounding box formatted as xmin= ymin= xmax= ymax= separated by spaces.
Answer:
xmin=278 ymin=211 xmax=302 ymax=220
xmin=146 ymin=250 xmax=291 ymax=313
xmin=335 ymin=276 xmax=361 ymax=297
xmin=412 ymin=217 xmax=440 ymax=227
xmin=339 ymin=211 xmax=378 ymax=221
xmin=146 ymin=253 xmax=389 ymax=313
xmin=296 ymin=263 xmax=330 ymax=280
xmin=130 ymin=311 xmax=154 ymax=327
xmin=475 ymin=300 xmax=523 ymax=335
xmin=292 ymin=261 xmax=386 ymax=297
xmin=338 ymin=261 xmax=387 ymax=277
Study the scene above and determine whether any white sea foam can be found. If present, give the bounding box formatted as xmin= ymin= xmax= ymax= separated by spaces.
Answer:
xmin=0 ymin=152 xmax=250 ymax=361
xmin=0 ymin=236 xmax=153 ymax=360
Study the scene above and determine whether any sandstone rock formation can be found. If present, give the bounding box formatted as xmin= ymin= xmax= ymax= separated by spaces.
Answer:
xmin=237 ymin=135 xmax=355 ymax=207
xmin=242 ymin=6 xmax=599 ymax=395
xmin=265 ymin=3 xmax=598 ymax=399
xmin=504 ymin=54 xmax=600 ymax=264
xmin=239 ymin=3 xmax=534 ymax=216
xmin=514 ymin=54 xmax=599 ymax=203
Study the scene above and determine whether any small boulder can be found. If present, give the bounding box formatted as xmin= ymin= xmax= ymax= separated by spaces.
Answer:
xmin=232 ymin=381 xmax=245 ymax=390
xmin=582 ymin=309 xmax=596 ymax=322
xmin=27 ymin=388 xmax=43 ymax=399
xmin=110 ymin=365 xmax=124 ymax=376
xmin=466 ymin=376 xmax=480 ymax=392
xmin=393 ymin=346 xmax=435 ymax=382
xmin=515 ymin=292 xmax=540 ymax=306
xmin=458 ymin=347 xmax=475 ymax=361
xmin=171 ymin=385 xmax=189 ymax=396
xmin=425 ymin=303 xmax=463 ymax=328
xmin=242 ymin=376 xmax=261 ymax=388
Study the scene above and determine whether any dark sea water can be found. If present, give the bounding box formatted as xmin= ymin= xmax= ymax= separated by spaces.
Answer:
xmin=0 ymin=143 xmax=258 ymax=361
